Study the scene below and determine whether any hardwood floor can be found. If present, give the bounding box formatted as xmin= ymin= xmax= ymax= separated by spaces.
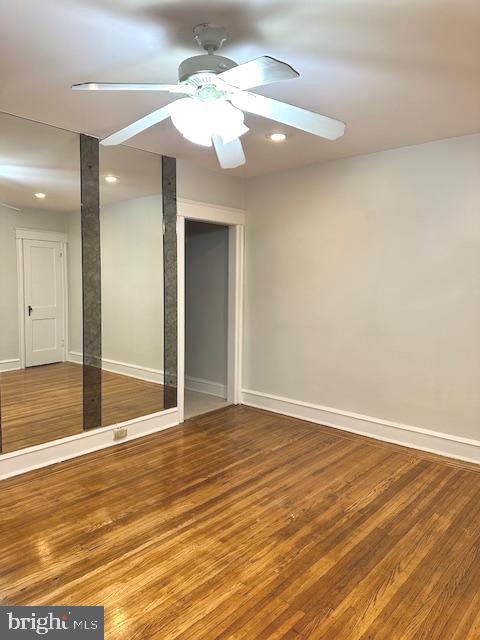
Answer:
xmin=0 ymin=362 xmax=164 ymax=452
xmin=1 ymin=405 xmax=480 ymax=639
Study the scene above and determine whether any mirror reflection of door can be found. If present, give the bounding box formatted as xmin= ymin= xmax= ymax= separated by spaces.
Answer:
xmin=23 ymin=239 xmax=65 ymax=367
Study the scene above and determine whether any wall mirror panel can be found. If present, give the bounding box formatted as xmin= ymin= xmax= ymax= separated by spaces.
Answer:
xmin=0 ymin=112 xmax=82 ymax=452
xmin=99 ymin=145 xmax=165 ymax=427
xmin=0 ymin=112 xmax=177 ymax=454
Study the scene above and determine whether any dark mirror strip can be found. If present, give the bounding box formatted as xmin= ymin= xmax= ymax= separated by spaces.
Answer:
xmin=80 ymin=134 xmax=102 ymax=430
xmin=162 ymin=156 xmax=178 ymax=410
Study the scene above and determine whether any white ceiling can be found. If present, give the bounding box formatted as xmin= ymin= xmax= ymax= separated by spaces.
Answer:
xmin=0 ymin=0 xmax=479 ymax=177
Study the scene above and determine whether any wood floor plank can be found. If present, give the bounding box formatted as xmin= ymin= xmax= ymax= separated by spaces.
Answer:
xmin=356 ymin=490 xmax=480 ymax=640
xmin=1 ymin=405 xmax=479 ymax=639
xmin=291 ymin=468 xmax=470 ymax=638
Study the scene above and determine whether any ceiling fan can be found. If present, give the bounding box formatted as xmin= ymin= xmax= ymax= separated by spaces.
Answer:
xmin=72 ymin=24 xmax=345 ymax=169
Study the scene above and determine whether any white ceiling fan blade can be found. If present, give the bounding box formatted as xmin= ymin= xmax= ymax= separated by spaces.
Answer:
xmin=72 ymin=82 xmax=194 ymax=94
xmin=231 ymin=92 xmax=345 ymax=140
xmin=101 ymin=103 xmax=175 ymax=146
xmin=212 ymin=135 xmax=246 ymax=169
xmin=218 ymin=56 xmax=299 ymax=90
xmin=0 ymin=201 xmax=21 ymax=212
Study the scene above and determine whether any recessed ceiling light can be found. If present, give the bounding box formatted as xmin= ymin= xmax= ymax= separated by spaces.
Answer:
xmin=268 ymin=132 xmax=287 ymax=142
xmin=34 ymin=192 xmax=46 ymax=199
xmin=104 ymin=175 xmax=118 ymax=184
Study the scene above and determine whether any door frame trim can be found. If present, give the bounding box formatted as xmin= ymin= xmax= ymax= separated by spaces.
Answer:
xmin=16 ymin=228 xmax=68 ymax=369
xmin=176 ymin=199 xmax=245 ymax=423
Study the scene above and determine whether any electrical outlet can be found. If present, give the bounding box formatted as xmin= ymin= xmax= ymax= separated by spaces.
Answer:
xmin=113 ymin=427 xmax=128 ymax=440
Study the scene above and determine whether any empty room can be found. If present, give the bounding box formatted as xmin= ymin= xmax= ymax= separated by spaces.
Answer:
xmin=0 ymin=1 xmax=479 ymax=638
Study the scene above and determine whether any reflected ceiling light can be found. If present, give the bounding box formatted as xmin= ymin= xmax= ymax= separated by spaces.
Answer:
xmin=170 ymin=97 xmax=248 ymax=148
xmin=34 ymin=192 xmax=46 ymax=199
xmin=268 ymin=132 xmax=286 ymax=142
xmin=104 ymin=174 xmax=118 ymax=183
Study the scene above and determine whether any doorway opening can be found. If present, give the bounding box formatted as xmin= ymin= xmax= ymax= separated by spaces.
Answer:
xmin=184 ymin=220 xmax=230 ymax=419
xmin=177 ymin=201 xmax=245 ymax=423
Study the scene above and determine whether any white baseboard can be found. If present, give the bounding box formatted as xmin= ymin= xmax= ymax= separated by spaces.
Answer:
xmin=0 ymin=408 xmax=179 ymax=480
xmin=185 ymin=375 xmax=227 ymax=398
xmin=68 ymin=352 xmax=164 ymax=385
xmin=241 ymin=389 xmax=480 ymax=466
xmin=0 ymin=358 xmax=21 ymax=373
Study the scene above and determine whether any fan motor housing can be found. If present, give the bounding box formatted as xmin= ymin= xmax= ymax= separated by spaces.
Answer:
xmin=179 ymin=54 xmax=237 ymax=83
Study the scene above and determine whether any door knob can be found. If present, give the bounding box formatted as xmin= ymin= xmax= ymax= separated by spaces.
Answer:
xmin=28 ymin=305 xmax=33 ymax=316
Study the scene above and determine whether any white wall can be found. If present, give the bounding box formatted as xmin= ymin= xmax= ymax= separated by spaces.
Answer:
xmin=185 ymin=221 xmax=229 ymax=391
xmin=0 ymin=205 xmax=67 ymax=363
xmin=178 ymin=160 xmax=245 ymax=210
xmin=244 ymin=134 xmax=480 ymax=441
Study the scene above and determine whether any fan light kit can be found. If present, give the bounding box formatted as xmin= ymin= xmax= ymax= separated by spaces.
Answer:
xmin=72 ymin=23 xmax=345 ymax=169
xmin=34 ymin=192 xmax=46 ymax=199
xmin=268 ymin=132 xmax=286 ymax=142
xmin=104 ymin=174 xmax=118 ymax=183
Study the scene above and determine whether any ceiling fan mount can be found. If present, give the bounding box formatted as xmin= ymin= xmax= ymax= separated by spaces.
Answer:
xmin=72 ymin=24 xmax=346 ymax=169
xmin=179 ymin=24 xmax=237 ymax=83
xmin=192 ymin=23 xmax=229 ymax=53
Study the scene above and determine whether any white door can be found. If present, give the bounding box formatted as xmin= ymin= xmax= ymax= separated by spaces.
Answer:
xmin=23 ymin=239 xmax=65 ymax=367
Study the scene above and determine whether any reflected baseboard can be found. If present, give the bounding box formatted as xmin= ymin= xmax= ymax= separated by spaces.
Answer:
xmin=185 ymin=375 xmax=227 ymax=398
xmin=68 ymin=352 xmax=164 ymax=385
xmin=0 ymin=358 xmax=21 ymax=373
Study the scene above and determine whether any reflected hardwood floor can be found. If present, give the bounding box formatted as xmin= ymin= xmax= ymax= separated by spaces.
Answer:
xmin=1 ymin=405 xmax=480 ymax=638
xmin=0 ymin=362 xmax=164 ymax=453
